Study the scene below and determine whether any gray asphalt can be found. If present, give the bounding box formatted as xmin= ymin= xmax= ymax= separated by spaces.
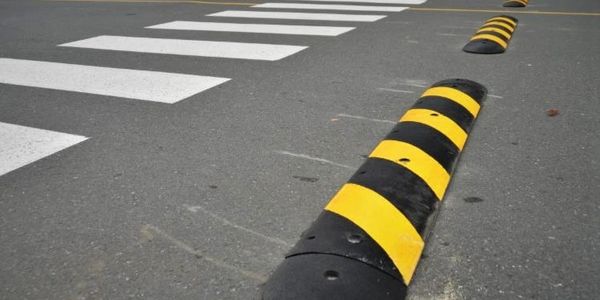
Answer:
xmin=0 ymin=0 xmax=598 ymax=299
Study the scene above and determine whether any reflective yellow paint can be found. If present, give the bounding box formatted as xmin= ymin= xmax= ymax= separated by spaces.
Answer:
xmin=484 ymin=21 xmax=515 ymax=32
xmin=471 ymin=34 xmax=508 ymax=48
xmin=369 ymin=140 xmax=450 ymax=199
xmin=325 ymin=183 xmax=424 ymax=284
xmin=487 ymin=16 xmax=517 ymax=26
xmin=477 ymin=26 xmax=511 ymax=39
xmin=400 ymin=109 xmax=468 ymax=150
xmin=421 ymin=86 xmax=481 ymax=117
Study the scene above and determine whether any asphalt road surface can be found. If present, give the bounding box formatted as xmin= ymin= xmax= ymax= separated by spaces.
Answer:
xmin=1 ymin=0 xmax=599 ymax=299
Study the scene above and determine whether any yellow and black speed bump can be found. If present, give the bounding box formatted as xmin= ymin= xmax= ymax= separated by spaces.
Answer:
xmin=463 ymin=15 xmax=518 ymax=54
xmin=261 ymin=79 xmax=487 ymax=300
xmin=503 ymin=0 xmax=528 ymax=7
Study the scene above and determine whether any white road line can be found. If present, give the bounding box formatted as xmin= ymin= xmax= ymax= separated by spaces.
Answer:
xmin=273 ymin=0 xmax=426 ymax=4
xmin=377 ymin=87 xmax=415 ymax=93
xmin=141 ymin=224 xmax=267 ymax=282
xmin=336 ymin=113 xmax=396 ymax=124
xmin=0 ymin=122 xmax=88 ymax=177
xmin=59 ymin=35 xmax=308 ymax=61
xmin=146 ymin=21 xmax=355 ymax=36
xmin=0 ymin=58 xmax=230 ymax=103
xmin=274 ymin=150 xmax=356 ymax=170
xmin=253 ymin=3 xmax=408 ymax=12
xmin=208 ymin=10 xmax=386 ymax=22
xmin=183 ymin=204 xmax=292 ymax=247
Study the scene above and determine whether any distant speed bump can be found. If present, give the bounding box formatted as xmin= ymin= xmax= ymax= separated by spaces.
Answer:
xmin=463 ymin=15 xmax=518 ymax=54
xmin=503 ymin=0 xmax=528 ymax=7
xmin=261 ymin=79 xmax=487 ymax=299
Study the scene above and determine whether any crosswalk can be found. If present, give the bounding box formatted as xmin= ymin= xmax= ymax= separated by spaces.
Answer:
xmin=0 ymin=0 xmax=427 ymax=177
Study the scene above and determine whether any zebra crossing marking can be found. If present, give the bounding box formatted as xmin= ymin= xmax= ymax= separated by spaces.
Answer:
xmin=0 ymin=122 xmax=88 ymax=177
xmin=253 ymin=3 xmax=408 ymax=12
xmin=147 ymin=21 xmax=355 ymax=36
xmin=59 ymin=35 xmax=308 ymax=61
xmin=0 ymin=58 xmax=230 ymax=103
xmin=207 ymin=10 xmax=387 ymax=22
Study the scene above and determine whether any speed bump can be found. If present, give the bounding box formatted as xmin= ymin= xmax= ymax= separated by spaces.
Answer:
xmin=463 ymin=15 xmax=518 ymax=54
xmin=261 ymin=79 xmax=487 ymax=299
xmin=503 ymin=0 xmax=528 ymax=7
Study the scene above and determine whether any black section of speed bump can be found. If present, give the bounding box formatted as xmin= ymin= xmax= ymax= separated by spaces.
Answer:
xmin=261 ymin=254 xmax=407 ymax=300
xmin=348 ymin=158 xmax=440 ymax=234
xmin=287 ymin=211 xmax=403 ymax=281
xmin=413 ymin=96 xmax=475 ymax=132
xmin=385 ymin=121 xmax=460 ymax=172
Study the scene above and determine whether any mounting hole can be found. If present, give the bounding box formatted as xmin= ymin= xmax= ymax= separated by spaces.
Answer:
xmin=399 ymin=158 xmax=410 ymax=163
xmin=430 ymin=113 xmax=439 ymax=117
xmin=323 ymin=270 xmax=339 ymax=280
xmin=346 ymin=233 xmax=363 ymax=244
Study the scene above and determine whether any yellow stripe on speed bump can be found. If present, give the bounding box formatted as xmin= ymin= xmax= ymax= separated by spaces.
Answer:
xmin=369 ymin=140 xmax=451 ymax=199
xmin=325 ymin=183 xmax=424 ymax=285
xmin=477 ymin=27 xmax=511 ymax=39
xmin=484 ymin=21 xmax=515 ymax=32
xmin=420 ymin=86 xmax=481 ymax=117
xmin=487 ymin=16 xmax=517 ymax=26
xmin=471 ymin=34 xmax=508 ymax=48
xmin=400 ymin=109 xmax=468 ymax=150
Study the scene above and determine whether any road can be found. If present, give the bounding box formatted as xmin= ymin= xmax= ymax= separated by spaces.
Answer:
xmin=0 ymin=0 xmax=599 ymax=299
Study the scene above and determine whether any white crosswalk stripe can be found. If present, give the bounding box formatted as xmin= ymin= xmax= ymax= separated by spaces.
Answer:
xmin=253 ymin=3 xmax=409 ymax=12
xmin=269 ymin=0 xmax=426 ymax=3
xmin=59 ymin=35 xmax=308 ymax=61
xmin=207 ymin=10 xmax=387 ymax=22
xmin=146 ymin=21 xmax=355 ymax=36
xmin=0 ymin=122 xmax=88 ymax=177
xmin=0 ymin=58 xmax=230 ymax=103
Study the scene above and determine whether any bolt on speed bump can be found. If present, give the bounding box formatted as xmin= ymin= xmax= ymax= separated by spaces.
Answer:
xmin=463 ymin=15 xmax=518 ymax=54
xmin=504 ymin=0 xmax=528 ymax=7
xmin=261 ymin=79 xmax=487 ymax=299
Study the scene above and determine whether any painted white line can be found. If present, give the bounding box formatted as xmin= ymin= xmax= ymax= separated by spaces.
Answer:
xmin=336 ymin=113 xmax=396 ymax=124
xmin=253 ymin=3 xmax=408 ymax=12
xmin=274 ymin=0 xmax=425 ymax=4
xmin=274 ymin=150 xmax=356 ymax=170
xmin=146 ymin=21 xmax=355 ymax=36
xmin=208 ymin=10 xmax=386 ymax=22
xmin=0 ymin=122 xmax=87 ymax=177
xmin=183 ymin=204 xmax=292 ymax=247
xmin=0 ymin=58 xmax=229 ymax=103
xmin=59 ymin=35 xmax=308 ymax=61
xmin=377 ymin=87 xmax=415 ymax=93
xmin=141 ymin=224 xmax=266 ymax=282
